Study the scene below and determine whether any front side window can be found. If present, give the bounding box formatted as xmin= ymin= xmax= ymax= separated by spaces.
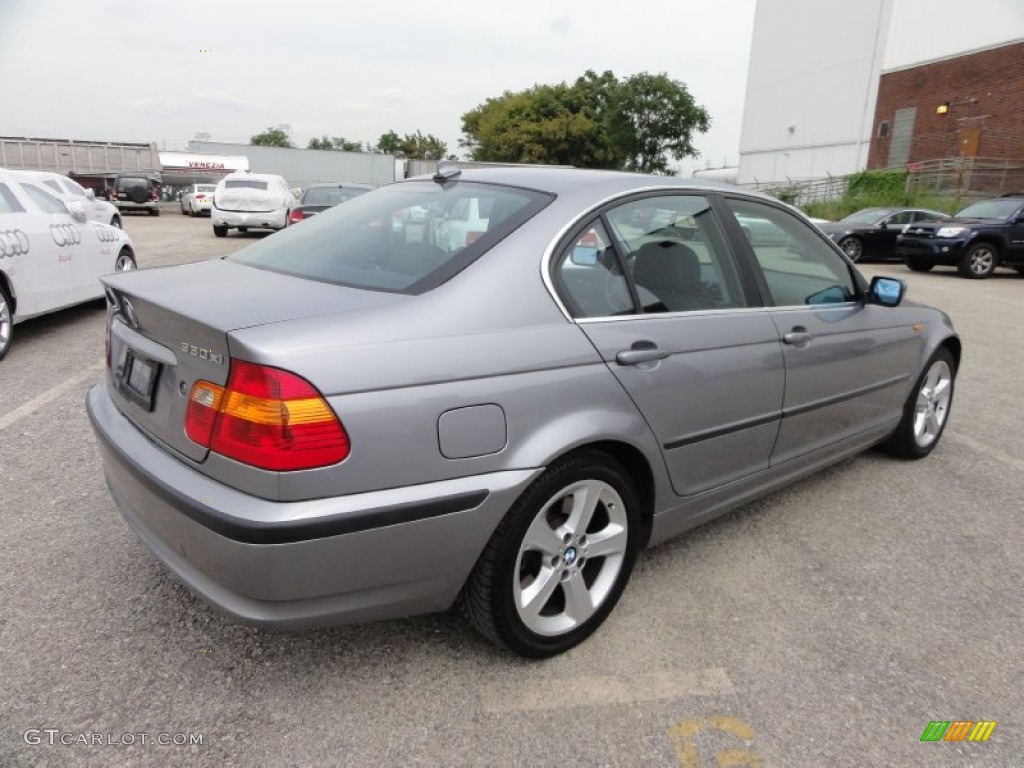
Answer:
xmin=726 ymin=198 xmax=856 ymax=306
xmin=885 ymin=211 xmax=915 ymax=226
xmin=230 ymin=181 xmax=552 ymax=293
xmin=20 ymin=184 xmax=69 ymax=215
xmin=62 ymin=179 xmax=88 ymax=198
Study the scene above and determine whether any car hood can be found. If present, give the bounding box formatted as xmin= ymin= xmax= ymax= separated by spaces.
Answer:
xmin=904 ymin=218 xmax=991 ymax=234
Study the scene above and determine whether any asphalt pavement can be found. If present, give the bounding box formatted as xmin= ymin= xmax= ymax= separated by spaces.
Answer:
xmin=1 ymin=213 xmax=1021 ymax=767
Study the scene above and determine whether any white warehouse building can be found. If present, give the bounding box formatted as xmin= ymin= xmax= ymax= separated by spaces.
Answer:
xmin=737 ymin=0 xmax=1024 ymax=185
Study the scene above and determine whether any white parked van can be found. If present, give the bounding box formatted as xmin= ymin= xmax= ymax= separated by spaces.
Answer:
xmin=211 ymin=172 xmax=296 ymax=237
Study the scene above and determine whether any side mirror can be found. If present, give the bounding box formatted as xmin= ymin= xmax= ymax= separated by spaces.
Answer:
xmin=869 ymin=276 xmax=905 ymax=307
xmin=570 ymin=245 xmax=600 ymax=266
xmin=86 ymin=188 xmax=96 ymax=201
xmin=69 ymin=201 xmax=88 ymax=223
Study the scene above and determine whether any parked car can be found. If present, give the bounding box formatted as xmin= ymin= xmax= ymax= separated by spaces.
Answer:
xmin=0 ymin=168 xmax=136 ymax=359
xmin=180 ymin=184 xmax=217 ymax=217
xmin=211 ymin=172 xmax=296 ymax=237
xmin=111 ymin=174 xmax=160 ymax=216
xmin=87 ymin=164 xmax=960 ymax=657
xmin=896 ymin=196 xmax=1024 ymax=278
xmin=288 ymin=182 xmax=373 ymax=224
xmin=29 ymin=171 xmax=122 ymax=228
xmin=818 ymin=208 xmax=951 ymax=262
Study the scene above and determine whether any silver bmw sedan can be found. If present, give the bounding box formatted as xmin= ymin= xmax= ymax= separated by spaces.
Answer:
xmin=87 ymin=164 xmax=959 ymax=657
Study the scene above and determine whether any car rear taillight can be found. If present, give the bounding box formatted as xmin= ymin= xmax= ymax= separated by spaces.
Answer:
xmin=196 ymin=194 xmax=207 ymax=200
xmin=185 ymin=361 xmax=350 ymax=470
xmin=150 ymin=189 xmax=159 ymax=201
xmin=289 ymin=209 xmax=305 ymax=224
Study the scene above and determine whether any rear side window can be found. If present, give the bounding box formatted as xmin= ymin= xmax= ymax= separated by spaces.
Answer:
xmin=20 ymin=183 xmax=69 ymax=215
xmin=303 ymin=187 xmax=368 ymax=206
xmin=0 ymin=183 xmax=25 ymax=213
xmin=229 ymin=181 xmax=552 ymax=293
xmin=556 ymin=194 xmax=751 ymax=317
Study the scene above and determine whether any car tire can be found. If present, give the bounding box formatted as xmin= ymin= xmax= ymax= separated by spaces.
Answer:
xmin=189 ymin=203 xmax=198 ymax=218
xmin=238 ymin=227 xmax=248 ymax=233
xmin=181 ymin=203 xmax=188 ymax=215
xmin=1013 ymin=266 xmax=1024 ymax=275
xmin=838 ymin=235 xmax=863 ymax=262
xmin=110 ymin=215 xmax=122 ymax=229
xmin=459 ymin=449 xmax=641 ymax=658
xmin=114 ymin=247 xmax=137 ymax=272
xmin=0 ymin=281 xmax=13 ymax=361
xmin=213 ymin=224 xmax=228 ymax=238
xmin=905 ymin=256 xmax=933 ymax=272
xmin=957 ymin=242 xmax=997 ymax=279
xmin=882 ymin=347 xmax=955 ymax=460
xmin=149 ymin=208 xmax=160 ymax=217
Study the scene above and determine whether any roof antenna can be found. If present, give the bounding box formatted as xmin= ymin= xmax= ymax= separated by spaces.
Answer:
xmin=433 ymin=159 xmax=461 ymax=184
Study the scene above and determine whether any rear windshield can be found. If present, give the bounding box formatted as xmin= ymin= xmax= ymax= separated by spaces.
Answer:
xmin=117 ymin=177 xmax=150 ymax=187
xmin=229 ymin=181 xmax=553 ymax=293
xmin=197 ymin=185 xmax=216 ymax=193
xmin=302 ymin=186 xmax=369 ymax=206
xmin=224 ymin=179 xmax=269 ymax=190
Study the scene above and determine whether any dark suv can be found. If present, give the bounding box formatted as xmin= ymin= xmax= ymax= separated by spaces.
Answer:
xmin=896 ymin=196 xmax=1024 ymax=278
xmin=111 ymin=174 xmax=160 ymax=216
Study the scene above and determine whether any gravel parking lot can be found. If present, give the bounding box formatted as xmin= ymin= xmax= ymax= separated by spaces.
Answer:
xmin=1 ymin=213 xmax=1021 ymax=767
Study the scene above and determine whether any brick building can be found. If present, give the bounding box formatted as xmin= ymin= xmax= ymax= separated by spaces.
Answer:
xmin=868 ymin=41 xmax=1024 ymax=169
xmin=737 ymin=0 xmax=1024 ymax=186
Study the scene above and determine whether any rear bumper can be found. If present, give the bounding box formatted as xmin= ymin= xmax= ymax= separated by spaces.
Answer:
xmin=114 ymin=200 xmax=158 ymax=211
xmin=212 ymin=208 xmax=287 ymax=230
xmin=86 ymin=382 xmax=539 ymax=629
xmin=896 ymin=237 xmax=967 ymax=265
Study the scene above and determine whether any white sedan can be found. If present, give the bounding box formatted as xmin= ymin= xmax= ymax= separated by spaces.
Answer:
xmin=0 ymin=168 xmax=137 ymax=359
xmin=29 ymin=171 xmax=123 ymax=229
xmin=180 ymin=183 xmax=216 ymax=217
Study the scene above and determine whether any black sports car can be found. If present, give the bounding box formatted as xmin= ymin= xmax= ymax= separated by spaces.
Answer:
xmin=818 ymin=207 xmax=950 ymax=262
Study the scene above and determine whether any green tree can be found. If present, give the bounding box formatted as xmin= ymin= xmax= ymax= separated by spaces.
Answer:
xmin=307 ymin=135 xmax=364 ymax=152
xmin=250 ymin=127 xmax=294 ymax=147
xmin=609 ymin=73 xmax=711 ymax=174
xmin=398 ymin=131 xmax=447 ymax=161
xmin=375 ymin=130 xmax=402 ymax=155
xmin=459 ymin=70 xmax=710 ymax=173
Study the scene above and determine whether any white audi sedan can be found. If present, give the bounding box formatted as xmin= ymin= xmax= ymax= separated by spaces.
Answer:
xmin=0 ymin=168 xmax=137 ymax=359
xmin=29 ymin=171 xmax=123 ymax=229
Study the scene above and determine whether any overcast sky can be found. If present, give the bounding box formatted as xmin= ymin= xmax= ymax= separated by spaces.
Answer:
xmin=0 ymin=0 xmax=756 ymax=175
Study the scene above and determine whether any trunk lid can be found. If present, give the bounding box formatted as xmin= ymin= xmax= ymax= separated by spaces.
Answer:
xmin=102 ymin=259 xmax=404 ymax=461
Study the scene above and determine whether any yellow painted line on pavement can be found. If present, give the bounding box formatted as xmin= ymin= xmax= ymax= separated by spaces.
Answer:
xmin=481 ymin=668 xmax=733 ymax=713
xmin=667 ymin=716 xmax=761 ymax=767
xmin=0 ymin=363 xmax=104 ymax=431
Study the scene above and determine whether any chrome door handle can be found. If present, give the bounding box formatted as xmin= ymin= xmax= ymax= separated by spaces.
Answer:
xmin=616 ymin=346 xmax=670 ymax=365
xmin=783 ymin=327 xmax=812 ymax=345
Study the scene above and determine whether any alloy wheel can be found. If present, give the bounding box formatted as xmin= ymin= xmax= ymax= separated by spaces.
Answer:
xmin=513 ymin=478 xmax=629 ymax=636
xmin=913 ymin=359 xmax=952 ymax=448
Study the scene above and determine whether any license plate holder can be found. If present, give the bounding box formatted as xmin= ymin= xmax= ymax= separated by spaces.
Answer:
xmin=120 ymin=350 xmax=160 ymax=411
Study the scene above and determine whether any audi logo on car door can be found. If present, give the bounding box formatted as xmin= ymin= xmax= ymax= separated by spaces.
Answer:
xmin=0 ymin=228 xmax=30 ymax=257
xmin=50 ymin=223 xmax=81 ymax=247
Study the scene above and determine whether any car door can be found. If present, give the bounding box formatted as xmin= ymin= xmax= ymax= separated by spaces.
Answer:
xmin=18 ymin=182 xmax=89 ymax=306
xmin=2 ymin=181 xmax=66 ymax=317
xmin=722 ymin=197 xmax=919 ymax=466
xmin=874 ymin=210 xmax=914 ymax=258
xmin=1005 ymin=201 xmax=1024 ymax=263
xmin=554 ymin=193 xmax=785 ymax=497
